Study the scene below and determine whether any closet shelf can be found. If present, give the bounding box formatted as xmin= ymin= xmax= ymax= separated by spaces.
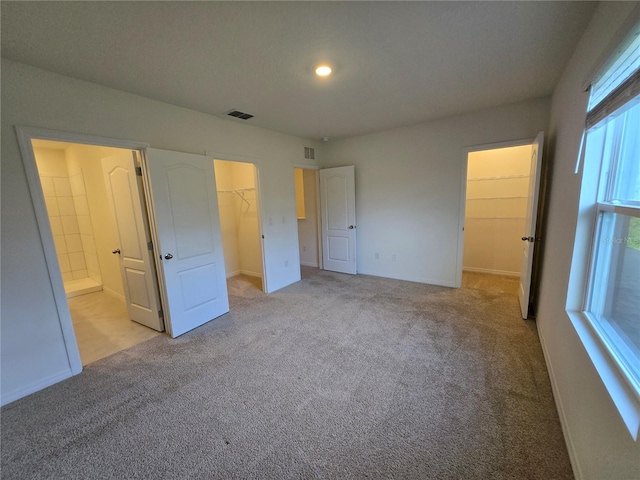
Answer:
xmin=466 ymin=195 xmax=528 ymax=200
xmin=465 ymin=216 xmax=525 ymax=220
xmin=467 ymin=174 xmax=529 ymax=181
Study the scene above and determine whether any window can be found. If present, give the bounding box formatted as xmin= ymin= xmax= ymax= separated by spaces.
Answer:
xmin=584 ymin=94 xmax=640 ymax=390
xmin=574 ymin=20 xmax=640 ymax=437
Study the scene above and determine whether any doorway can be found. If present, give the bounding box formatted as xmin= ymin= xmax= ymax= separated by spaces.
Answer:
xmin=31 ymin=139 xmax=162 ymax=365
xmin=214 ymin=159 xmax=265 ymax=293
xmin=294 ymin=167 xmax=321 ymax=274
xmin=461 ymin=143 xmax=533 ymax=296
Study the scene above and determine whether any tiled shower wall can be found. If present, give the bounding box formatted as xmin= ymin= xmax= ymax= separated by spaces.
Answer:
xmin=41 ymin=170 xmax=101 ymax=283
xmin=69 ymin=170 xmax=101 ymax=283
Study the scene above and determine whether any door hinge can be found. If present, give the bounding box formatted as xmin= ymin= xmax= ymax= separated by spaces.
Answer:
xmin=158 ymin=309 xmax=164 ymax=318
xmin=147 ymin=241 xmax=153 ymax=250
xmin=135 ymin=166 xmax=143 ymax=176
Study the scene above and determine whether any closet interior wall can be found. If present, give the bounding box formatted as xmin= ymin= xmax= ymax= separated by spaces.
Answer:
xmin=463 ymin=145 xmax=532 ymax=277
xmin=214 ymin=160 xmax=263 ymax=280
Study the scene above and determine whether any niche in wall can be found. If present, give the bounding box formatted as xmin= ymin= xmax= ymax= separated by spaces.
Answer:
xmin=463 ymin=145 xmax=532 ymax=277
xmin=214 ymin=160 xmax=263 ymax=285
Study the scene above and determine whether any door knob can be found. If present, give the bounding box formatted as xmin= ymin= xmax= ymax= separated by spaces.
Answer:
xmin=348 ymin=225 xmax=355 ymax=230
xmin=521 ymin=236 xmax=534 ymax=242
xmin=164 ymin=253 xmax=173 ymax=260
xmin=112 ymin=249 xmax=121 ymax=254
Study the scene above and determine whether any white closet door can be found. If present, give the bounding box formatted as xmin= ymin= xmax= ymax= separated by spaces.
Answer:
xmin=145 ymin=148 xmax=229 ymax=338
xmin=518 ymin=132 xmax=544 ymax=319
xmin=320 ymin=166 xmax=357 ymax=274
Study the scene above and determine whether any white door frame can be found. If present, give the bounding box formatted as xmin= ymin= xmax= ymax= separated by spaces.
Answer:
xmin=15 ymin=126 xmax=151 ymax=375
xmin=455 ymin=137 xmax=535 ymax=288
xmin=292 ymin=164 xmax=323 ymax=271
xmin=207 ymin=151 xmax=269 ymax=293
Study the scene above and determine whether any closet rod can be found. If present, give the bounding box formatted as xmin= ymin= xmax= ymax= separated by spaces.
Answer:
xmin=467 ymin=174 xmax=528 ymax=182
xmin=218 ymin=188 xmax=252 ymax=208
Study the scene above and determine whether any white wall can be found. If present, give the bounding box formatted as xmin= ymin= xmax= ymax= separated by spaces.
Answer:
xmin=323 ymin=98 xmax=550 ymax=286
xmin=536 ymin=3 xmax=640 ymax=479
xmin=297 ymin=169 xmax=319 ymax=267
xmin=0 ymin=59 xmax=319 ymax=404
xmin=463 ymin=146 xmax=531 ymax=276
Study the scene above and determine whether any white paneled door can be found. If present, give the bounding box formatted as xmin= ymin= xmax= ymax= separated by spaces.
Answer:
xmin=320 ymin=166 xmax=357 ymax=274
xmin=518 ymin=132 xmax=544 ymax=319
xmin=101 ymin=153 xmax=164 ymax=331
xmin=145 ymin=148 xmax=229 ymax=338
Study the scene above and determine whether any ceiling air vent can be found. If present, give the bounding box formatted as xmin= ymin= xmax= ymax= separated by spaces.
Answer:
xmin=304 ymin=147 xmax=315 ymax=160
xmin=226 ymin=109 xmax=254 ymax=120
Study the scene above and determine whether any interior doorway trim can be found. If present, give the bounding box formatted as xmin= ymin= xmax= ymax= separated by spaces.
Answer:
xmin=455 ymin=137 xmax=535 ymax=288
xmin=292 ymin=164 xmax=323 ymax=271
xmin=15 ymin=125 xmax=150 ymax=377
xmin=206 ymin=150 xmax=270 ymax=293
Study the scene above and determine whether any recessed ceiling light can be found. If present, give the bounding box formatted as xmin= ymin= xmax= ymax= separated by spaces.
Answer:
xmin=315 ymin=65 xmax=332 ymax=77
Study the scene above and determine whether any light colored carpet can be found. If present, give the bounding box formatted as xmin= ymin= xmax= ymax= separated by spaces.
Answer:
xmin=1 ymin=267 xmax=572 ymax=479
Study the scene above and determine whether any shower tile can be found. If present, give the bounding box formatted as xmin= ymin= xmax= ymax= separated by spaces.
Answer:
xmin=77 ymin=216 xmax=93 ymax=235
xmin=61 ymin=216 xmax=80 ymax=235
xmin=74 ymin=196 xmax=90 ymax=216
xmin=81 ymin=235 xmax=96 ymax=254
xmin=49 ymin=217 xmax=64 ymax=236
xmin=85 ymin=253 xmax=100 ymax=272
xmin=69 ymin=174 xmax=86 ymax=196
xmin=45 ymin=197 xmax=60 ymax=217
xmin=62 ymin=272 xmax=74 ymax=283
xmin=53 ymin=177 xmax=72 ymax=197
xmin=57 ymin=197 xmax=76 ymax=216
xmin=40 ymin=177 xmax=55 ymax=197
xmin=53 ymin=235 xmax=67 ymax=255
xmin=72 ymin=269 xmax=89 ymax=280
xmin=69 ymin=252 xmax=86 ymax=270
xmin=65 ymin=234 xmax=83 ymax=253
xmin=58 ymin=254 xmax=71 ymax=273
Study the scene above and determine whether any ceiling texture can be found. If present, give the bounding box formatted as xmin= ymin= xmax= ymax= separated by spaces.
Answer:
xmin=1 ymin=1 xmax=597 ymax=141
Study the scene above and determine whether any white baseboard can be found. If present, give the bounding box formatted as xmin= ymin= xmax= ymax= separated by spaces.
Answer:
xmin=462 ymin=267 xmax=520 ymax=278
xmin=1 ymin=369 xmax=74 ymax=406
xmin=240 ymin=270 xmax=262 ymax=278
xmin=300 ymin=261 xmax=319 ymax=267
xmin=537 ymin=324 xmax=583 ymax=480
xmin=227 ymin=270 xmax=262 ymax=279
xmin=103 ymin=286 xmax=125 ymax=303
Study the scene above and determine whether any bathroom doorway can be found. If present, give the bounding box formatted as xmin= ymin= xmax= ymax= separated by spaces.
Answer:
xmin=31 ymin=139 xmax=162 ymax=365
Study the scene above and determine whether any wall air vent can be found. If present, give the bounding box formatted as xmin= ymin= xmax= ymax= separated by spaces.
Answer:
xmin=226 ymin=109 xmax=254 ymax=120
xmin=304 ymin=147 xmax=315 ymax=160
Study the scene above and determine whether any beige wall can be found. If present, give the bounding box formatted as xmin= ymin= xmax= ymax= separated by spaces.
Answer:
xmin=297 ymin=169 xmax=319 ymax=267
xmin=463 ymin=145 xmax=531 ymax=276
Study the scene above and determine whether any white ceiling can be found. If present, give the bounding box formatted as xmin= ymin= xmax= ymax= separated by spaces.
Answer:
xmin=1 ymin=1 xmax=596 ymax=141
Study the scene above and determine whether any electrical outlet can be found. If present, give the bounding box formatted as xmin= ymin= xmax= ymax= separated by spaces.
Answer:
xmin=303 ymin=246 xmax=307 ymax=252
xmin=392 ymin=254 xmax=397 ymax=262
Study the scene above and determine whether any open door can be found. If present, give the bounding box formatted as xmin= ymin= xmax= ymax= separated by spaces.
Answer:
xmin=101 ymin=152 xmax=164 ymax=331
xmin=319 ymin=166 xmax=357 ymax=274
xmin=518 ymin=132 xmax=544 ymax=319
xmin=144 ymin=148 xmax=229 ymax=338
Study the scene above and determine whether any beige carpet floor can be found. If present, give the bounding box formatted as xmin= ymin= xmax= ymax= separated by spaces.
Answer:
xmin=1 ymin=267 xmax=572 ymax=479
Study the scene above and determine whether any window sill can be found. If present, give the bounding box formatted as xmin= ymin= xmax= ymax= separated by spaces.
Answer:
xmin=567 ymin=310 xmax=640 ymax=440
